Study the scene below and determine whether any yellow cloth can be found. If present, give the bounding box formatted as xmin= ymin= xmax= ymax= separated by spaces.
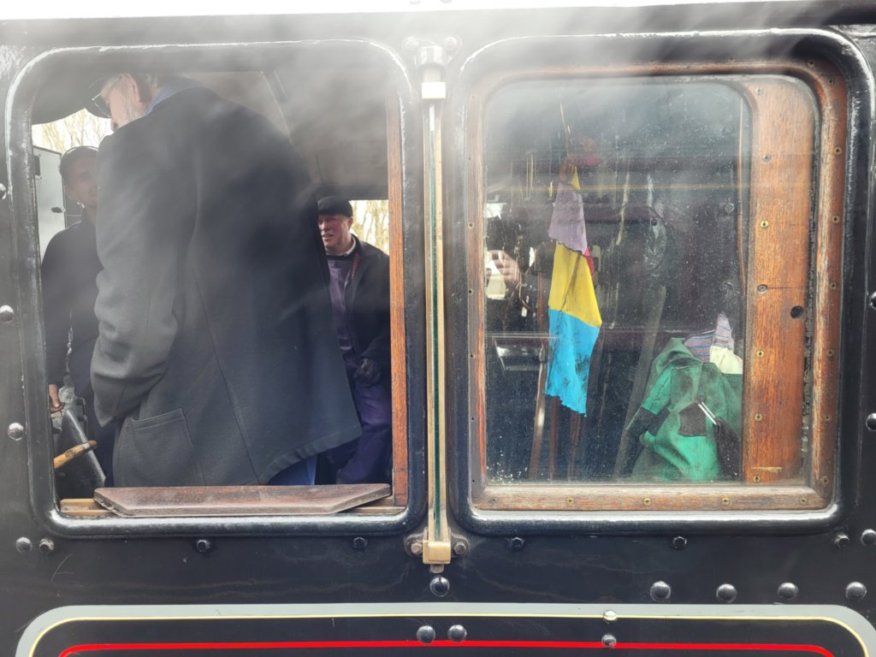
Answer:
xmin=548 ymin=243 xmax=602 ymax=328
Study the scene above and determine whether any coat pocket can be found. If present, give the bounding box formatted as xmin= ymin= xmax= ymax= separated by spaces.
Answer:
xmin=115 ymin=408 xmax=206 ymax=486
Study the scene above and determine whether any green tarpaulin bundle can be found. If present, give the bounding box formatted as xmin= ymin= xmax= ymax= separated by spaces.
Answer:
xmin=629 ymin=338 xmax=743 ymax=482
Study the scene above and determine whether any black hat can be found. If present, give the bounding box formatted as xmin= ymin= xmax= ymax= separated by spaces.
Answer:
xmin=317 ymin=196 xmax=353 ymax=218
xmin=59 ymin=146 xmax=98 ymax=181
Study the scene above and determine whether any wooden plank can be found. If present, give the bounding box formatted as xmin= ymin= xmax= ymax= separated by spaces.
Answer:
xmin=808 ymin=63 xmax=846 ymax=500
xmin=386 ymin=95 xmax=409 ymax=506
xmin=59 ymin=498 xmax=114 ymax=519
xmin=478 ymin=484 xmax=826 ymax=512
xmin=94 ymin=484 xmax=391 ymax=517
xmin=468 ymin=86 xmax=489 ymax=491
xmin=742 ymin=78 xmax=813 ymax=483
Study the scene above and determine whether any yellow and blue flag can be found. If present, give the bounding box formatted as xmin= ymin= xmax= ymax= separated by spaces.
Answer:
xmin=545 ymin=242 xmax=602 ymax=414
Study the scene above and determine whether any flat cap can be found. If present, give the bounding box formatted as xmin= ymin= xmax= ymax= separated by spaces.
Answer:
xmin=317 ymin=196 xmax=353 ymax=218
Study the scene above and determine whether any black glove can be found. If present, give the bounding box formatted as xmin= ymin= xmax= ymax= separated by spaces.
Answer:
xmin=354 ymin=357 xmax=382 ymax=386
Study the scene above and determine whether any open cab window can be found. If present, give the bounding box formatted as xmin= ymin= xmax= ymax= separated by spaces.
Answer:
xmin=460 ymin=51 xmax=845 ymax=515
xmin=20 ymin=42 xmax=422 ymax=530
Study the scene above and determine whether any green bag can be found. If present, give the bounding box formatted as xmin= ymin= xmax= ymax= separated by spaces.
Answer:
xmin=629 ymin=338 xmax=743 ymax=482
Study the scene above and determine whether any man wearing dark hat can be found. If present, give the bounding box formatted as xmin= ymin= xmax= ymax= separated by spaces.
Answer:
xmin=88 ymin=72 xmax=360 ymax=486
xmin=42 ymin=145 xmax=116 ymax=481
xmin=316 ymin=196 xmax=392 ymax=484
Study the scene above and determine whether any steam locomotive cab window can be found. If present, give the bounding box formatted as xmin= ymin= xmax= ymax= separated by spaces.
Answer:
xmin=469 ymin=65 xmax=844 ymax=513
xmin=22 ymin=43 xmax=419 ymax=526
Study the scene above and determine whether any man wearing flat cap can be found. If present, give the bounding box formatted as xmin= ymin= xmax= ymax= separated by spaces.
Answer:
xmin=316 ymin=196 xmax=392 ymax=484
xmin=88 ymin=72 xmax=360 ymax=486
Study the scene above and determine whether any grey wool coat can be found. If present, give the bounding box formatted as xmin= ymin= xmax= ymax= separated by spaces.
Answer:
xmin=92 ymin=85 xmax=361 ymax=486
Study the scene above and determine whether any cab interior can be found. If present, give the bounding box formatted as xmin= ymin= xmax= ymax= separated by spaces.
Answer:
xmin=28 ymin=43 xmax=413 ymax=519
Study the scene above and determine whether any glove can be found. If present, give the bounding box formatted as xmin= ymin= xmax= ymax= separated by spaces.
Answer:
xmin=354 ymin=358 xmax=381 ymax=386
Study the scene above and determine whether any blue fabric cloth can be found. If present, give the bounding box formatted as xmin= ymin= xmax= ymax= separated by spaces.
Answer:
xmin=268 ymin=456 xmax=317 ymax=485
xmin=545 ymin=308 xmax=601 ymax=414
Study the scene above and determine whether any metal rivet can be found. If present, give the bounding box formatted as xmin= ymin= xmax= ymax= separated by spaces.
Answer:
xmin=7 ymin=423 xmax=24 ymax=441
xmin=603 ymin=610 xmax=618 ymax=622
xmin=650 ymin=581 xmax=671 ymax=601
xmin=753 ymin=475 xmax=762 ymax=483
xmin=716 ymin=583 xmax=737 ymax=603
xmin=834 ymin=533 xmax=850 ymax=548
xmin=448 ymin=625 xmax=467 ymax=642
xmin=722 ymin=202 xmax=735 ymax=214
xmin=866 ymin=414 xmax=876 ymax=432
xmin=38 ymin=538 xmax=55 ymax=555
xmin=416 ymin=625 xmax=436 ymax=644
xmin=672 ymin=536 xmax=687 ymax=550
xmin=756 ymin=284 xmax=768 ymax=294
xmin=754 ymin=413 xmax=763 ymax=421
xmin=870 ymin=292 xmax=876 ymax=310
xmin=846 ymin=582 xmax=868 ymax=601
xmin=507 ymin=537 xmax=525 ymax=552
xmin=777 ymin=582 xmax=799 ymax=600
xmin=602 ymin=634 xmax=617 ymax=648
xmin=834 ymin=147 xmax=842 ymax=155
xmin=0 ymin=305 xmax=14 ymax=323
xmin=827 ymin=350 xmax=835 ymax=357
xmin=829 ymin=282 xmax=838 ymax=290
xmin=453 ymin=540 xmax=469 ymax=556
xmin=409 ymin=541 xmax=423 ymax=556
xmin=861 ymin=529 xmax=876 ymax=545
xmin=762 ymin=155 xmax=771 ymax=162
xmin=760 ymin=219 xmax=769 ymax=227
xmin=429 ymin=575 xmax=450 ymax=598
xmin=790 ymin=306 xmax=804 ymax=319
xmin=443 ymin=36 xmax=460 ymax=51
xmin=721 ymin=497 xmax=731 ymax=506
xmin=643 ymin=497 xmax=652 ymax=506
xmin=15 ymin=537 xmax=32 ymax=553
xmin=194 ymin=538 xmax=213 ymax=554
xmin=832 ymin=215 xmax=840 ymax=223
xmin=352 ymin=537 xmax=368 ymax=551
xmin=756 ymin=350 xmax=765 ymax=358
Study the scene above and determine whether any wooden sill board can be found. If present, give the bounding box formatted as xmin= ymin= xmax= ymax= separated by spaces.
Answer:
xmin=94 ymin=484 xmax=391 ymax=517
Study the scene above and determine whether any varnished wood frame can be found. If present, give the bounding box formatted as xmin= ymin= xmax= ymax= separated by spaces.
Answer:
xmin=386 ymin=94 xmax=409 ymax=509
xmin=467 ymin=59 xmax=845 ymax=513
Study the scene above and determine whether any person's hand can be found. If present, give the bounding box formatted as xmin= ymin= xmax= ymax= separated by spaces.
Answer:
xmin=487 ymin=250 xmax=521 ymax=288
xmin=354 ymin=358 xmax=382 ymax=386
xmin=48 ymin=384 xmax=63 ymax=413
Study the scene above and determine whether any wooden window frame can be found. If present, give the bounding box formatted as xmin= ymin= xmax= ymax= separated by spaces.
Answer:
xmin=466 ymin=59 xmax=845 ymax=513
xmin=11 ymin=41 xmax=425 ymax=535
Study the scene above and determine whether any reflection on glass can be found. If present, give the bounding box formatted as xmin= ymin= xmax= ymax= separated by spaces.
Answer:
xmin=482 ymin=79 xmax=760 ymax=484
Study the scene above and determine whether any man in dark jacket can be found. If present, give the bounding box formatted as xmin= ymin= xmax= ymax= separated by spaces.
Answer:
xmin=316 ymin=196 xmax=392 ymax=484
xmin=42 ymin=146 xmax=116 ymax=481
xmin=89 ymin=73 xmax=360 ymax=486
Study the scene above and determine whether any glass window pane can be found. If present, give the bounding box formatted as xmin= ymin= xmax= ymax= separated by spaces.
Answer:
xmin=480 ymin=77 xmax=812 ymax=487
